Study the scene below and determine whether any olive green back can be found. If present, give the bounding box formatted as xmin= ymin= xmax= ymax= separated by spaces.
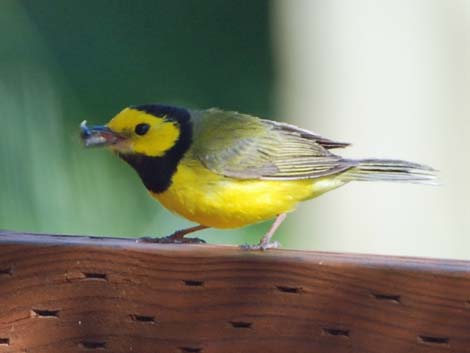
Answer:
xmin=189 ymin=109 xmax=353 ymax=180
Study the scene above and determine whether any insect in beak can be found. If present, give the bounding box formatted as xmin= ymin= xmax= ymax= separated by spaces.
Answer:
xmin=80 ymin=120 xmax=122 ymax=147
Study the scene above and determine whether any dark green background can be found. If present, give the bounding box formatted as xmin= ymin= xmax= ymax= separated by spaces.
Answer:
xmin=0 ymin=0 xmax=283 ymax=245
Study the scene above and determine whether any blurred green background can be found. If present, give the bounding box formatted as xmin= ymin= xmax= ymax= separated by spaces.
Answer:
xmin=1 ymin=0 xmax=468 ymax=256
xmin=0 ymin=0 xmax=275 ymax=245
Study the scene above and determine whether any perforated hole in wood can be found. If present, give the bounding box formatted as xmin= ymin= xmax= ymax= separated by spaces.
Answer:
xmin=82 ymin=272 xmax=107 ymax=281
xmin=0 ymin=338 xmax=9 ymax=346
xmin=79 ymin=340 xmax=106 ymax=350
xmin=322 ymin=328 xmax=350 ymax=338
xmin=179 ymin=346 xmax=202 ymax=352
xmin=183 ymin=279 xmax=204 ymax=287
xmin=0 ymin=267 xmax=12 ymax=276
xmin=229 ymin=321 xmax=252 ymax=329
xmin=372 ymin=293 xmax=401 ymax=303
xmin=276 ymin=285 xmax=303 ymax=294
xmin=418 ymin=335 xmax=450 ymax=347
xmin=130 ymin=314 xmax=156 ymax=324
xmin=31 ymin=309 xmax=60 ymax=318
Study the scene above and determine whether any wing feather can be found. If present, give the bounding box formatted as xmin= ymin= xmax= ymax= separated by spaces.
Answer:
xmin=190 ymin=109 xmax=353 ymax=180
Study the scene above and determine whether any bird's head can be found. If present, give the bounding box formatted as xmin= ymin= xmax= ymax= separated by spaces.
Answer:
xmin=81 ymin=104 xmax=191 ymax=158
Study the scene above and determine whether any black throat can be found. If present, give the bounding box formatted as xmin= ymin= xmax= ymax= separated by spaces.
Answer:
xmin=118 ymin=105 xmax=192 ymax=194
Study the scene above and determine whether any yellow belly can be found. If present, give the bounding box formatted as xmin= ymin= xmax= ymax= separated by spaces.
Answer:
xmin=152 ymin=159 xmax=344 ymax=228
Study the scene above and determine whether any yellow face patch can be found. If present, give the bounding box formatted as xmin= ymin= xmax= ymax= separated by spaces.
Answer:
xmin=106 ymin=107 xmax=181 ymax=157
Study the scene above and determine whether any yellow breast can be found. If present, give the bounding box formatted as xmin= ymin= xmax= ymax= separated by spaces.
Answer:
xmin=152 ymin=158 xmax=344 ymax=229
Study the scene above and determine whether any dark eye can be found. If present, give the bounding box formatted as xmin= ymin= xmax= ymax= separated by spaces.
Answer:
xmin=135 ymin=123 xmax=150 ymax=135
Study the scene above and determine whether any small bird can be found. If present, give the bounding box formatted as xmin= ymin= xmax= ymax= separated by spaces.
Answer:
xmin=81 ymin=104 xmax=436 ymax=250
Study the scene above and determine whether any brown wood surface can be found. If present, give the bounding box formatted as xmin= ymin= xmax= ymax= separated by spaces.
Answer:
xmin=1 ymin=231 xmax=470 ymax=353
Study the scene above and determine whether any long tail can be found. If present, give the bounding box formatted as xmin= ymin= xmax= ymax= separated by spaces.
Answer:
xmin=340 ymin=158 xmax=438 ymax=184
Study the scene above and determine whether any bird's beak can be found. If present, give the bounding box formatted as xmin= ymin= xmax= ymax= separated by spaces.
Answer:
xmin=80 ymin=120 xmax=123 ymax=147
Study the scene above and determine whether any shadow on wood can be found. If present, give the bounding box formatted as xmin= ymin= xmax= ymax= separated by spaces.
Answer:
xmin=1 ymin=231 xmax=470 ymax=353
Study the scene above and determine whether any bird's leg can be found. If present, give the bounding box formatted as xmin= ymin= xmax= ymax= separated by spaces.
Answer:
xmin=241 ymin=213 xmax=287 ymax=251
xmin=138 ymin=225 xmax=209 ymax=244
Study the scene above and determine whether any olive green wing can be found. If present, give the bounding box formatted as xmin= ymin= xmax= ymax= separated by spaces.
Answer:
xmin=190 ymin=108 xmax=354 ymax=180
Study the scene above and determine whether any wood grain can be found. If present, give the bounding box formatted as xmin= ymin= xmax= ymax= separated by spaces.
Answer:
xmin=1 ymin=231 xmax=470 ymax=353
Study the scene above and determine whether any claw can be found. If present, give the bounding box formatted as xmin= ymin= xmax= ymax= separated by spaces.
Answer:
xmin=137 ymin=236 xmax=206 ymax=244
xmin=240 ymin=240 xmax=281 ymax=251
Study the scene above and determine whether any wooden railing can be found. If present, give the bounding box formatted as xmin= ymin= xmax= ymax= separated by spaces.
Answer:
xmin=1 ymin=231 xmax=470 ymax=353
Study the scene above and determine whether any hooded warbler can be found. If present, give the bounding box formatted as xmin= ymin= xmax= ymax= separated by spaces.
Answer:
xmin=80 ymin=104 xmax=436 ymax=249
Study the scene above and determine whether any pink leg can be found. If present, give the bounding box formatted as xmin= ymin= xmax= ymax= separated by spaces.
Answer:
xmin=241 ymin=213 xmax=287 ymax=251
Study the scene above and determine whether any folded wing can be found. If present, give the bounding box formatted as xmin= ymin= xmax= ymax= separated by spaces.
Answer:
xmin=191 ymin=109 xmax=354 ymax=180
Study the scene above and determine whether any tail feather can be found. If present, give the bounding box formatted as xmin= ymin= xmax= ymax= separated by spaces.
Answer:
xmin=341 ymin=158 xmax=438 ymax=185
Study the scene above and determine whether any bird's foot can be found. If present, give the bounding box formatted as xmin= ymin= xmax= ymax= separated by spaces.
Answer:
xmin=137 ymin=235 xmax=206 ymax=244
xmin=240 ymin=240 xmax=280 ymax=251
xmin=137 ymin=226 xmax=208 ymax=244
